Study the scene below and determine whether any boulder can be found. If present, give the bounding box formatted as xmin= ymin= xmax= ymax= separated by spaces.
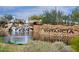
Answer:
xmin=0 ymin=28 xmax=10 ymax=36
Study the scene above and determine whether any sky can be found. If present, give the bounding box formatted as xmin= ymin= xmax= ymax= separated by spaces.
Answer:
xmin=0 ymin=6 xmax=76 ymax=21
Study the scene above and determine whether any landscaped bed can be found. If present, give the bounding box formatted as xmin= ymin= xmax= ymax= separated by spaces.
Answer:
xmin=0 ymin=38 xmax=75 ymax=52
xmin=0 ymin=36 xmax=4 ymax=43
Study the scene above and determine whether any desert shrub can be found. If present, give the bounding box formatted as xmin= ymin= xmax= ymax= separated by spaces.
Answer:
xmin=52 ymin=42 xmax=74 ymax=52
xmin=24 ymin=40 xmax=74 ymax=52
xmin=70 ymin=36 xmax=79 ymax=51
xmin=61 ymin=46 xmax=74 ymax=52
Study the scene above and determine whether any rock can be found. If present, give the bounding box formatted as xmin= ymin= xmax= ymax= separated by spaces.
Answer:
xmin=0 ymin=28 xmax=10 ymax=36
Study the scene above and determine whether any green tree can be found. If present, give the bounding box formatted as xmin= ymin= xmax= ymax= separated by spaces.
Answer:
xmin=41 ymin=9 xmax=63 ymax=25
xmin=0 ymin=14 xmax=13 ymax=27
xmin=62 ymin=15 xmax=71 ymax=25
xmin=0 ymin=16 xmax=8 ymax=27
xmin=71 ymin=7 xmax=79 ymax=23
xmin=56 ymin=11 xmax=63 ymax=24
xmin=29 ymin=15 xmax=42 ymax=20
xmin=42 ymin=11 xmax=53 ymax=24
xmin=4 ymin=14 xmax=13 ymax=21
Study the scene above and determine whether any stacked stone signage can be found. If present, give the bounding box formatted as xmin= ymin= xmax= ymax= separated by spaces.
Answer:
xmin=33 ymin=24 xmax=79 ymax=44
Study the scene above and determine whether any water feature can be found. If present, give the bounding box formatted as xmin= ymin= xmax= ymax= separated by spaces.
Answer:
xmin=4 ymin=36 xmax=31 ymax=44
xmin=4 ymin=26 xmax=32 ymax=44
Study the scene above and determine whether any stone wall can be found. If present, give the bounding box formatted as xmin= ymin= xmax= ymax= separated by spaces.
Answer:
xmin=0 ymin=28 xmax=10 ymax=36
xmin=33 ymin=24 xmax=79 ymax=44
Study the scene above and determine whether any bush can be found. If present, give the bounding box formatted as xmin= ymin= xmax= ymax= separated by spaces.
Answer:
xmin=0 ymin=36 xmax=4 ymax=43
xmin=70 ymin=36 xmax=79 ymax=51
xmin=24 ymin=40 xmax=74 ymax=52
xmin=52 ymin=42 xmax=74 ymax=52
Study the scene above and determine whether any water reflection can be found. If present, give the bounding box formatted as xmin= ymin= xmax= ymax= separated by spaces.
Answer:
xmin=4 ymin=26 xmax=32 ymax=44
xmin=4 ymin=36 xmax=31 ymax=44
